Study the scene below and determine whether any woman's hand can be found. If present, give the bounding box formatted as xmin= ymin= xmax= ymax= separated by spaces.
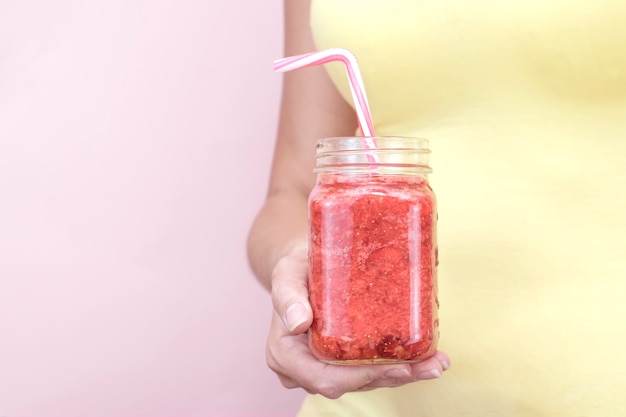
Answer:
xmin=250 ymin=0 xmax=449 ymax=399
xmin=265 ymin=243 xmax=451 ymax=399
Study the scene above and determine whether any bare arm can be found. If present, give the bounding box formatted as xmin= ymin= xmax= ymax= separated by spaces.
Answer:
xmin=247 ymin=0 xmax=357 ymax=290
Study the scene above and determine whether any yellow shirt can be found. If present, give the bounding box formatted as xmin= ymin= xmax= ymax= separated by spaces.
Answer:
xmin=300 ymin=1 xmax=626 ymax=416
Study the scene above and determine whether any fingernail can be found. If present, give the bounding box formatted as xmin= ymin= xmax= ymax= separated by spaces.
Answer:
xmin=440 ymin=361 xmax=450 ymax=371
xmin=384 ymin=368 xmax=412 ymax=379
xmin=284 ymin=302 xmax=307 ymax=332
xmin=416 ymin=369 xmax=442 ymax=380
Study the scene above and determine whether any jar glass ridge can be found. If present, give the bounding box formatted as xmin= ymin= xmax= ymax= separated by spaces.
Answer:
xmin=313 ymin=136 xmax=433 ymax=176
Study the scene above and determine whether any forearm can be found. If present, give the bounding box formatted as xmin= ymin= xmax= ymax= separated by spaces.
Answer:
xmin=248 ymin=0 xmax=358 ymax=292
xmin=247 ymin=189 xmax=309 ymax=291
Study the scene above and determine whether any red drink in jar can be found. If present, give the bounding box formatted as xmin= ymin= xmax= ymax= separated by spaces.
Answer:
xmin=308 ymin=137 xmax=438 ymax=364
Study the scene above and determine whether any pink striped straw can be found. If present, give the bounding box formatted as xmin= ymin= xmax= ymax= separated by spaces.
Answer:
xmin=273 ymin=48 xmax=377 ymax=144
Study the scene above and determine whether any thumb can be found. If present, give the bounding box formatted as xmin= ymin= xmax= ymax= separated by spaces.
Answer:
xmin=282 ymin=302 xmax=311 ymax=334
xmin=271 ymin=250 xmax=313 ymax=334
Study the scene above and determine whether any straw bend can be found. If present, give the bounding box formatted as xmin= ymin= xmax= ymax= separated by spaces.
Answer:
xmin=273 ymin=48 xmax=376 ymax=140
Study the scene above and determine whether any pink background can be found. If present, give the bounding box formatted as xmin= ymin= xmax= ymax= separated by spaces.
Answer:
xmin=0 ymin=1 xmax=306 ymax=415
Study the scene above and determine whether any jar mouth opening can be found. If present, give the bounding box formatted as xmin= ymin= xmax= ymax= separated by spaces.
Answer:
xmin=315 ymin=136 xmax=432 ymax=175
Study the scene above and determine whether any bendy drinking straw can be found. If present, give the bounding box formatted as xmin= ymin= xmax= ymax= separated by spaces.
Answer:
xmin=273 ymin=48 xmax=376 ymax=144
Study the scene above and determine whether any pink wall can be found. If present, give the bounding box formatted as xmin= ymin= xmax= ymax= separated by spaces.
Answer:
xmin=0 ymin=1 xmax=306 ymax=415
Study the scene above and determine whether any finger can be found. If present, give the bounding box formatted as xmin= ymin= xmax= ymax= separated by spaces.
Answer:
xmin=278 ymin=355 xmax=445 ymax=394
xmin=353 ymin=351 xmax=450 ymax=391
xmin=299 ymin=362 xmax=429 ymax=399
xmin=407 ymin=351 xmax=450 ymax=380
xmin=309 ymin=351 xmax=449 ymax=391
xmin=268 ymin=335 xmax=447 ymax=399
xmin=430 ymin=350 xmax=451 ymax=372
xmin=270 ymin=249 xmax=312 ymax=334
xmin=267 ymin=327 xmax=418 ymax=398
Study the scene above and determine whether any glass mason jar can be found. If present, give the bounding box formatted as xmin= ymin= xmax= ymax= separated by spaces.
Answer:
xmin=308 ymin=137 xmax=439 ymax=364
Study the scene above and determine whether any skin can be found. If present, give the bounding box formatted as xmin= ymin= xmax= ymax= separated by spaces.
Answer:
xmin=247 ymin=0 xmax=450 ymax=399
